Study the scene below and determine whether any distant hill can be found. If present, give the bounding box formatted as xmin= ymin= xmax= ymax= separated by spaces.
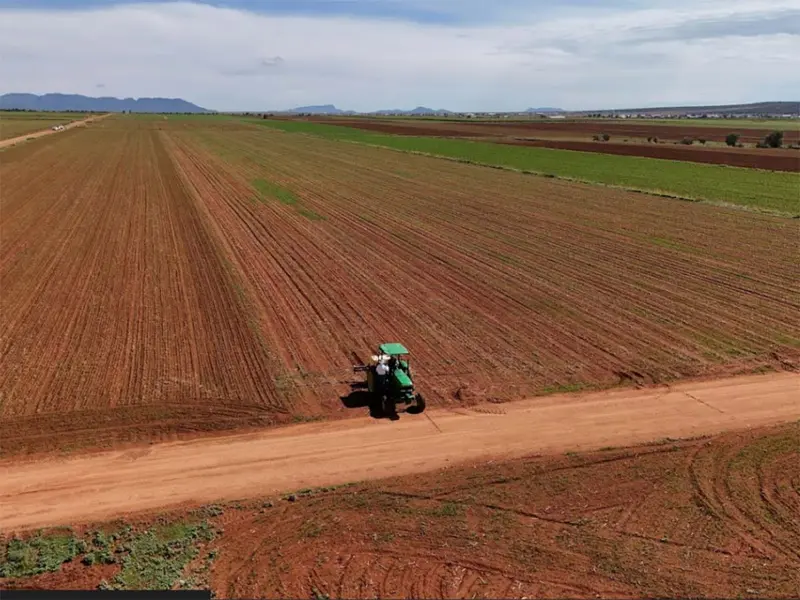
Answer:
xmin=371 ymin=106 xmax=452 ymax=115
xmin=287 ymin=105 xmax=453 ymax=116
xmin=526 ymin=107 xmax=565 ymax=113
xmin=287 ymin=104 xmax=353 ymax=115
xmin=407 ymin=106 xmax=449 ymax=115
xmin=586 ymin=101 xmax=798 ymax=117
xmin=0 ymin=93 xmax=210 ymax=113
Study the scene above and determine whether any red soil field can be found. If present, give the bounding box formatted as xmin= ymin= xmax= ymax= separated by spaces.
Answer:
xmin=209 ymin=424 xmax=800 ymax=599
xmin=1 ymin=118 xmax=798 ymax=456
xmin=306 ymin=117 xmax=800 ymax=171
xmin=310 ymin=116 xmax=800 ymax=144
xmin=497 ymin=137 xmax=800 ymax=171
xmin=168 ymin=121 xmax=799 ymax=399
xmin=0 ymin=123 xmax=288 ymax=455
xmin=3 ymin=422 xmax=798 ymax=598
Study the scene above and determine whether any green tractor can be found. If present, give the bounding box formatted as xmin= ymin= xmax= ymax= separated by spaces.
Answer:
xmin=353 ymin=343 xmax=426 ymax=417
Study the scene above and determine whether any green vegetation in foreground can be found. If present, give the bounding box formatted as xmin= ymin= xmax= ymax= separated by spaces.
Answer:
xmin=113 ymin=521 xmax=214 ymax=590
xmin=249 ymin=119 xmax=800 ymax=215
xmin=0 ymin=519 xmax=217 ymax=590
xmin=251 ymin=177 xmax=325 ymax=220
xmin=0 ymin=530 xmax=82 ymax=577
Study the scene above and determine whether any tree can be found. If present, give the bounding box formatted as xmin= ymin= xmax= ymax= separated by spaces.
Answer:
xmin=680 ymin=137 xmax=694 ymax=145
xmin=763 ymin=131 xmax=784 ymax=148
xmin=602 ymin=133 xmax=610 ymax=142
xmin=725 ymin=133 xmax=740 ymax=147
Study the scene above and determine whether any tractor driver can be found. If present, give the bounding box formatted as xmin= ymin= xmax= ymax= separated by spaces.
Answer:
xmin=375 ymin=359 xmax=390 ymax=396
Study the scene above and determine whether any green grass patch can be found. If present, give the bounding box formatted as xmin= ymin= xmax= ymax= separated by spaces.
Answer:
xmin=298 ymin=207 xmax=325 ymax=221
xmin=252 ymin=178 xmax=298 ymax=206
xmin=428 ymin=501 xmax=464 ymax=517
xmin=538 ymin=382 xmax=587 ymax=395
xmin=251 ymin=177 xmax=325 ymax=221
xmin=1 ymin=519 xmax=217 ymax=591
xmin=250 ymin=119 xmax=800 ymax=215
xmin=0 ymin=531 xmax=83 ymax=577
xmin=112 ymin=521 xmax=214 ymax=590
xmin=300 ymin=521 xmax=325 ymax=538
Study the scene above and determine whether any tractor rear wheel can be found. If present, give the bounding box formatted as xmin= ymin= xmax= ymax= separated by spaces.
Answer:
xmin=407 ymin=393 xmax=426 ymax=414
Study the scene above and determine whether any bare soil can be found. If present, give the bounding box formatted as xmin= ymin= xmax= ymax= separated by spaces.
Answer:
xmin=497 ymin=137 xmax=799 ymax=171
xmin=1 ymin=118 xmax=798 ymax=456
xmin=1 ymin=372 xmax=798 ymax=533
xmin=3 ymin=421 xmax=798 ymax=598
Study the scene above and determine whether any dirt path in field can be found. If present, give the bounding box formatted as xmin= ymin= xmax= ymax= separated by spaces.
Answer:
xmin=0 ymin=114 xmax=109 ymax=149
xmin=1 ymin=372 xmax=797 ymax=532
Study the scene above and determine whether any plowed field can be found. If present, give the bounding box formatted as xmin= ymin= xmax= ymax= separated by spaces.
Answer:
xmin=0 ymin=122 xmax=288 ymax=454
xmin=165 ymin=122 xmax=799 ymax=404
xmin=1 ymin=117 xmax=798 ymax=455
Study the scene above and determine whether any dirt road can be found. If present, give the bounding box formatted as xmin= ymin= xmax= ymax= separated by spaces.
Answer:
xmin=0 ymin=114 xmax=108 ymax=149
xmin=1 ymin=372 xmax=798 ymax=532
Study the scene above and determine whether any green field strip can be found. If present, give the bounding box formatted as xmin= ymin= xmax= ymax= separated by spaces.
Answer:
xmin=248 ymin=119 xmax=800 ymax=216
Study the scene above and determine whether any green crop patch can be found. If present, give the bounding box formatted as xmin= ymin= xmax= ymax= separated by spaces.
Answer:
xmin=112 ymin=521 xmax=214 ymax=590
xmin=0 ymin=531 xmax=83 ymax=578
xmin=1 ymin=519 xmax=218 ymax=591
xmin=252 ymin=178 xmax=298 ymax=206
xmin=298 ymin=207 xmax=325 ymax=221
xmin=249 ymin=119 xmax=800 ymax=216
xmin=251 ymin=177 xmax=325 ymax=221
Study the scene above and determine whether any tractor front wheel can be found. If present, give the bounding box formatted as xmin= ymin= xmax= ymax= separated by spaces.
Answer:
xmin=407 ymin=393 xmax=426 ymax=414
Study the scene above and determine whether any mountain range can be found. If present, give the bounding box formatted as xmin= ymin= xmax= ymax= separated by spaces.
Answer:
xmin=0 ymin=93 xmax=210 ymax=113
xmin=286 ymin=104 xmax=354 ymax=115
xmin=286 ymin=105 xmax=566 ymax=115
xmin=2 ymin=94 xmax=794 ymax=117
xmin=286 ymin=104 xmax=453 ymax=115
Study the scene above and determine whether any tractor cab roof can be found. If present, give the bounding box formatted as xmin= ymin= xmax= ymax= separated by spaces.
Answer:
xmin=379 ymin=342 xmax=409 ymax=356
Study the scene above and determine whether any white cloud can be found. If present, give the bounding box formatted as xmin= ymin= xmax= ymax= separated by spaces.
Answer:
xmin=0 ymin=0 xmax=797 ymax=111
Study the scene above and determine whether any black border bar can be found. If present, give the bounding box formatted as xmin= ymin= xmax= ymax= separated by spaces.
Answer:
xmin=0 ymin=592 xmax=210 ymax=600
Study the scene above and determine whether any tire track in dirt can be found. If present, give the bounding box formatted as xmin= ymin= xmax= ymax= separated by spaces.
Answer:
xmin=688 ymin=428 xmax=800 ymax=563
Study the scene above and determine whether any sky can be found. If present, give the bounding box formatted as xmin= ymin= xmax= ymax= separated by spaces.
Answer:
xmin=0 ymin=0 xmax=798 ymax=112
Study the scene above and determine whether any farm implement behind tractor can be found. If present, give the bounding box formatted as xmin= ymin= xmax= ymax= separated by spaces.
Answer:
xmin=353 ymin=343 xmax=426 ymax=418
